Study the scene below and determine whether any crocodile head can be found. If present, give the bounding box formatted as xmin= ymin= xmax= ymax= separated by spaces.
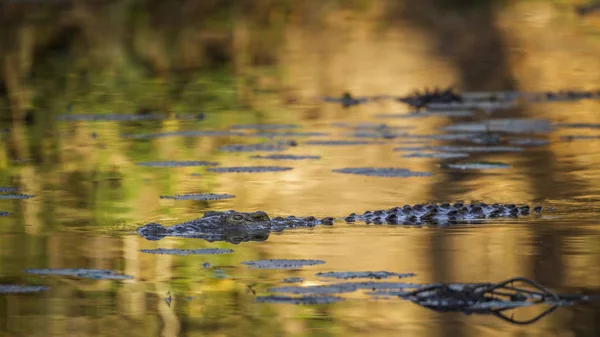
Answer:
xmin=136 ymin=222 xmax=169 ymax=241
xmin=221 ymin=210 xmax=271 ymax=226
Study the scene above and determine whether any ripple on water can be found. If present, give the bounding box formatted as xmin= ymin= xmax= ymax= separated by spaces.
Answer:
xmin=304 ymin=140 xmax=384 ymax=146
xmin=218 ymin=143 xmax=288 ymax=152
xmin=57 ymin=113 xmax=166 ymax=121
xmin=0 ymin=187 xmax=19 ymax=193
xmin=269 ymin=281 xmax=421 ymax=294
xmin=136 ymin=161 xmax=219 ymax=167
xmin=374 ymin=110 xmax=474 ymax=118
xmin=394 ymin=145 xmax=524 ymax=153
xmin=315 ymin=271 xmax=417 ymax=280
xmin=0 ymin=285 xmax=50 ymax=294
xmin=440 ymin=162 xmax=512 ymax=170
xmin=256 ymin=295 xmax=344 ymax=305
xmin=159 ymin=193 xmax=235 ymax=201
xmin=0 ymin=194 xmax=35 ymax=199
xmin=444 ymin=119 xmax=552 ymax=134
xmin=124 ymin=130 xmax=245 ymax=139
xmin=241 ymin=259 xmax=326 ymax=269
xmin=554 ymin=123 xmax=600 ymax=129
xmin=249 ymin=154 xmax=321 ymax=160
xmin=332 ymin=167 xmax=433 ymax=177
xmin=23 ymin=268 xmax=132 ymax=280
xmin=282 ymin=277 xmax=304 ymax=283
xmin=229 ymin=124 xmax=299 ymax=130
xmin=207 ymin=166 xmax=293 ymax=173
xmin=402 ymin=152 xmax=470 ymax=159
xmin=255 ymin=131 xmax=329 ymax=137
xmin=140 ymin=248 xmax=234 ymax=255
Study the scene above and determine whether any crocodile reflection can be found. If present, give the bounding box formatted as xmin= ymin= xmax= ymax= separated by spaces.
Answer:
xmin=136 ymin=210 xmax=334 ymax=243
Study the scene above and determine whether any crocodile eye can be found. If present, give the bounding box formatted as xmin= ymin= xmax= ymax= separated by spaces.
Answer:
xmin=252 ymin=211 xmax=269 ymax=221
xmin=232 ymin=214 xmax=244 ymax=221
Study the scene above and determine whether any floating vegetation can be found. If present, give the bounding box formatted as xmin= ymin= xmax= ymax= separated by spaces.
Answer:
xmin=396 ymin=86 xmax=463 ymax=110
xmin=0 ymin=211 xmax=9 ymax=216
xmin=315 ymin=271 xmax=417 ymax=280
xmin=441 ymin=162 xmax=512 ymax=170
xmin=207 ymin=166 xmax=293 ymax=173
xmin=159 ymin=193 xmax=235 ymax=201
xmin=332 ymin=168 xmax=433 ymax=177
xmin=136 ymin=161 xmax=219 ymax=167
xmin=256 ymin=295 xmax=344 ymax=305
xmin=241 ymin=259 xmax=326 ymax=269
xmin=0 ymin=284 xmax=50 ymax=294
xmin=23 ymin=268 xmax=132 ymax=280
xmin=140 ymin=248 xmax=234 ymax=255
xmin=374 ymin=110 xmax=474 ymax=118
xmin=218 ymin=143 xmax=288 ymax=152
xmin=444 ymin=119 xmax=551 ymax=134
xmin=402 ymin=152 xmax=470 ymax=159
xmin=270 ymin=281 xmax=421 ymax=294
xmin=229 ymin=124 xmax=298 ymax=130
xmin=249 ymin=154 xmax=321 ymax=160
xmin=0 ymin=187 xmax=19 ymax=193
xmin=321 ymin=92 xmax=369 ymax=108
xmin=0 ymin=194 xmax=35 ymax=199
xmin=394 ymin=145 xmax=524 ymax=153
xmin=304 ymin=140 xmax=383 ymax=146
xmin=283 ymin=277 xmax=304 ymax=283
xmin=124 ymin=130 xmax=245 ymax=139
xmin=389 ymin=277 xmax=586 ymax=325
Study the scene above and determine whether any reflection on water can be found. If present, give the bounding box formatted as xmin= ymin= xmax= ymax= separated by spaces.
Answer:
xmin=4 ymin=1 xmax=600 ymax=337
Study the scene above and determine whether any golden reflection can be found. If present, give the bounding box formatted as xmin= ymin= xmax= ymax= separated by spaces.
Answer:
xmin=3 ymin=1 xmax=600 ymax=337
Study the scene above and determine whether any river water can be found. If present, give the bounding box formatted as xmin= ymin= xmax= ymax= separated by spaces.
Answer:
xmin=3 ymin=2 xmax=600 ymax=337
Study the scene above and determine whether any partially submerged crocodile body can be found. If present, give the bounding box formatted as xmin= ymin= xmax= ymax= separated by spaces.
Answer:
xmin=136 ymin=203 xmax=541 ymax=242
xmin=136 ymin=210 xmax=335 ymax=243
xmin=344 ymin=202 xmax=540 ymax=225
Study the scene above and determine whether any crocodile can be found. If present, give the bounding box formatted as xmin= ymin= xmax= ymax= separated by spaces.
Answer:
xmin=136 ymin=203 xmax=541 ymax=242
xmin=136 ymin=210 xmax=335 ymax=242
xmin=343 ymin=202 xmax=541 ymax=225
